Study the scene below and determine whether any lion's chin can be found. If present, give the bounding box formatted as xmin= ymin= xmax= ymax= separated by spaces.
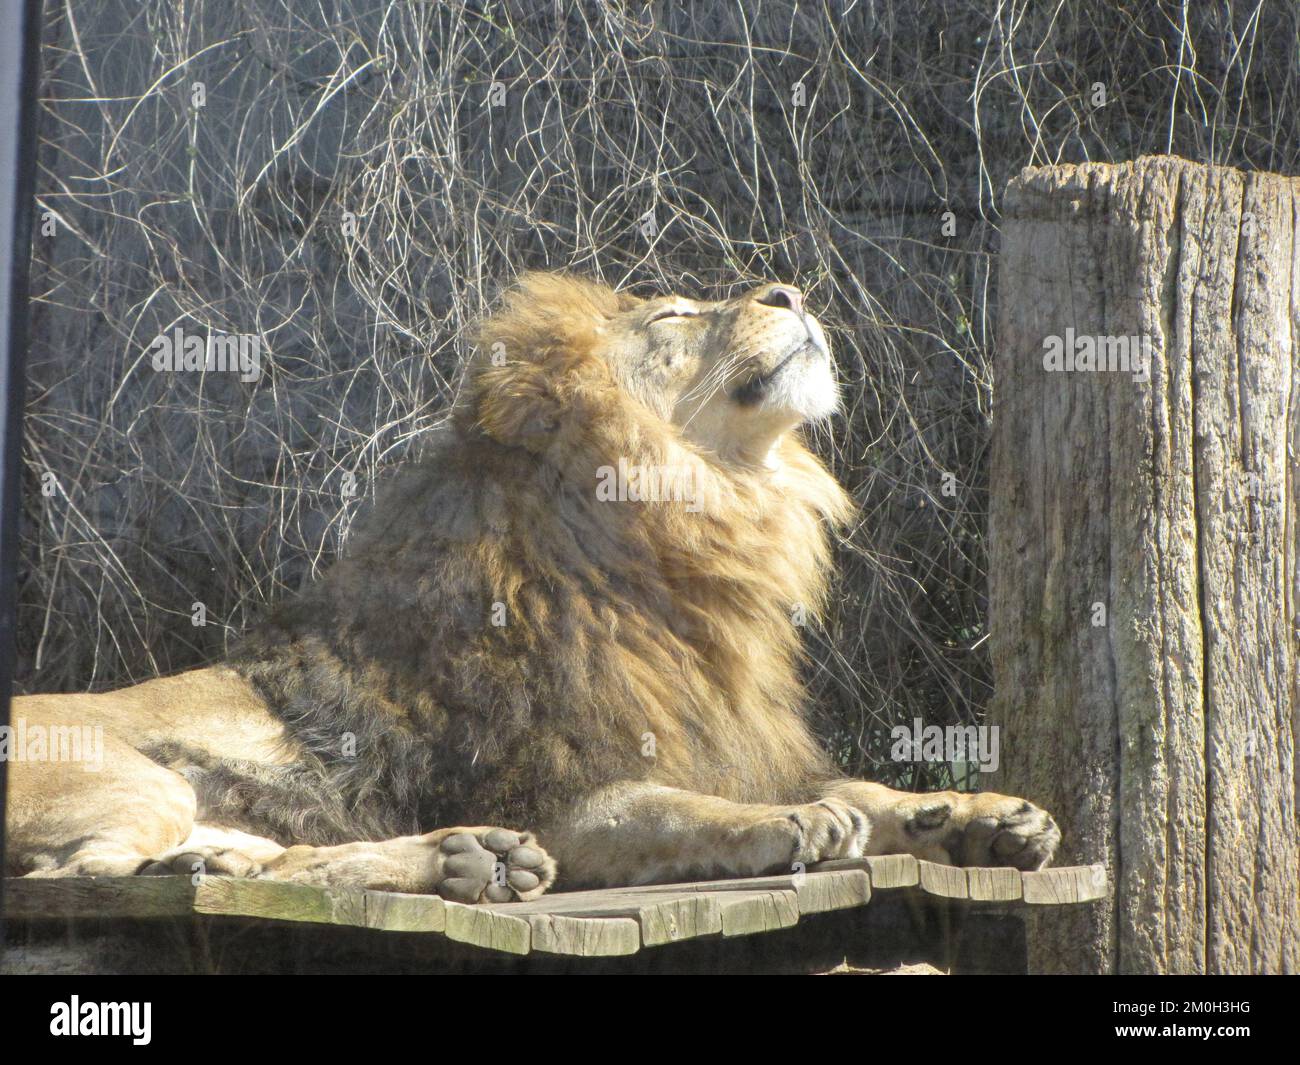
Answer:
xmin=741 ymin=348 xmax=840 ymax=424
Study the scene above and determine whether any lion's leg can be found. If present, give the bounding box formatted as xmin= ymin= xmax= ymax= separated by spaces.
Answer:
xmin=819 ymin=780 xmax=1060 ymax=870
xmin=540 ymin=782 xmax=869 ymax=888
xmin=7 ymin=730 xmax=198 ymax=877
xmin=140 ymin=825 xmax=555 ymax=903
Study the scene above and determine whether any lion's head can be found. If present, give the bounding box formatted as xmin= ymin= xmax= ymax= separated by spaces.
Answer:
xmin=461 ymin=273 xmax=839 ymax=465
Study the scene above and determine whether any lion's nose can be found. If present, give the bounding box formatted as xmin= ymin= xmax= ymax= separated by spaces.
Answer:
xmin=754 ymin=284 xmax=803 ymax=315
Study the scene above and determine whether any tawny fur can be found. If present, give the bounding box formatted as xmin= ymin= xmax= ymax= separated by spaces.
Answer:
xmin=5 ymin=273 xmax=1060 ymax=898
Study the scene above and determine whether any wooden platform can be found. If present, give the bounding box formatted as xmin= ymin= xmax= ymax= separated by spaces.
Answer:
xmin=2 ymin=857 xmax=1106 ymax=960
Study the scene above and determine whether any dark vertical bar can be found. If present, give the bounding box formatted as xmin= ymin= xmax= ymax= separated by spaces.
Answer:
xmin=0 ymin=0 xmax=44 ymax=920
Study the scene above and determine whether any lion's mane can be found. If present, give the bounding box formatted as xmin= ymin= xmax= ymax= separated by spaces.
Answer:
xmin=225 ymin=274 xmax=854 ymax=845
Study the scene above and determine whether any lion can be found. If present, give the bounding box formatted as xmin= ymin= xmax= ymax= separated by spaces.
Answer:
xmin=5 ymin=273 xmax=1060 ymax=904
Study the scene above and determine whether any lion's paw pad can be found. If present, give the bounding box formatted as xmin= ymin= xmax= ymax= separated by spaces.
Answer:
xmin=435 ymin=829 xmax=555 ymax=904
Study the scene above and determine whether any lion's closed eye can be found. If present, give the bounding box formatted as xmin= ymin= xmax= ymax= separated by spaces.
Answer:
xmin=648 ymin=308 xmax=697 ymax=324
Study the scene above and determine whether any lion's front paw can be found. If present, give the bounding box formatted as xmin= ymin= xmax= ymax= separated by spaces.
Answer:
xmin=949 ymin=794 xmax=1060 ymax=870
xmin=138 ymin=844 xmax=262 ymax=879
xmin=781 ymin=799 xmax=869 ymax=866
xmin=435 ymin=828 xmax=556 ymax=904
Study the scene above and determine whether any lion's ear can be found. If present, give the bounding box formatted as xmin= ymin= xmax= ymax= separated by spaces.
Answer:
xmin=472 ymin=362 xmax=564 ymax=452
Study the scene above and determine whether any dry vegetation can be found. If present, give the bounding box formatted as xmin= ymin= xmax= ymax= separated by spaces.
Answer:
xmin=23 ymin=0 xmax=1299 ymax=787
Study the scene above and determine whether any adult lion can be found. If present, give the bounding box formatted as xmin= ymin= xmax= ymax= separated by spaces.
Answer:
xmin=6 ymin=273 xmax=1059 ymax=903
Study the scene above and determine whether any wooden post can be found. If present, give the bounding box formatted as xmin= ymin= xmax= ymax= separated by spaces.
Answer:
xmin=989 ymin=156 xmax=1299 ymax=974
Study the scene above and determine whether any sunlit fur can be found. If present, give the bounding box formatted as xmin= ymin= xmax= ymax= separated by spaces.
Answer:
xmin=226 ymin=272 xmax=854 ymax=841
xmin=7 ymin=272 xmax=1061 ymax=890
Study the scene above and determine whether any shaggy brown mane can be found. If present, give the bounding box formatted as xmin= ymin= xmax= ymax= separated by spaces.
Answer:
xmin=224 ymin=273 xmax=855 ymax=846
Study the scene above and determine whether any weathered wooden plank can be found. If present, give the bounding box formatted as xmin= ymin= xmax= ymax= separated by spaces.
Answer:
xmin=865 ymin=855 xmax=919 ymax=888
xmin=967 ymin=867 xmax=1023 ymax=902
xmin=530 ymin=893 xmax=720 ymax=947
xmin=526 ymin=914 xmax=640 ymax=956
xmin=1021 ymin=864 xmax=1108 ymax=905
xmin=593 ymin=874 xmax=802 ymax=895
xmin=363 ymin=890 xmax=446 ymax=933
xmin=443 ymin=900 xmax=531 ymax=954
xmin=579 ymin=868 xmax=871 ymax=914
xmin=496 ymin=888 xmax=670 ymax=914
xmin=813 ymin=854 xmax=920 ymax=888
xmin=2 ymin=876 xmax=195 ymax=919
xmin=793 ymin=869 xmax=871 ymax=913
xmin=918 ymin=860 xmax=969 ymax=899
xmin=501 ymin=890 xmax=723 ymax=947
xmin=1 ymin=859 xmax=1105 ymax=957
xmin=635 ymin=894 xmax=722 ymax=946
xmin=193 ymin=877 xmax=365 ymax=926
xmin=716 ymin=890 xmax=800 ymax=937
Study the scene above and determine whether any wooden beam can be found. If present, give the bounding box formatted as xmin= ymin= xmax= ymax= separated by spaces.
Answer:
xmin=716 ymin=890 xmax=800 ymax=937
xmin=363 ymin=890 xmax=445 ymax=933
xmin=443 ymin=901 xmax=530 ymax=954
xmin=2 ymin=876 xmax=194 ymax=919
xmin=565 ymin=868 xmax=871 ymax=914
xmin=505 ymin=890 xmax=723 ymax=947
xmin=918 ymin=861 xmax=969 ymax=899
xmin=967 ymin=867 xmax=1023 ymax=902
xmin=813 ymin=854 xmax=920 ymax=888
xmin=526 ymin=913 xmax=640 ymax=956
xmin=793 ymin=869 xmax=871 ymax=913
xmin=0 ymin=859 xmax=1106 ymax=961
xmin=193 ymin=877 xmax=365 ymax=926
xmin=1022 ymin=865 xmax=1108 ymax=905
